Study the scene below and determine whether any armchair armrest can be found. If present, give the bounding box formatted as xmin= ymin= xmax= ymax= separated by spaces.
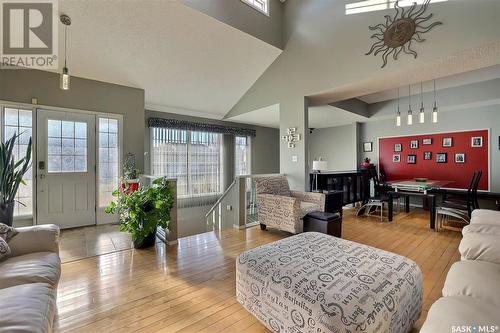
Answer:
xmin=8 ymin=224 xmax=60 ymax=257
xmin=256 ymin=194 xmax=302 ymax=233
xmin=291 ymin=191 xmax=325 ymax=210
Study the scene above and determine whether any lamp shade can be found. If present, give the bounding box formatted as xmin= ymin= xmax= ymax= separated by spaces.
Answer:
xmin=312 ymin=160 xmax=327 ymax=171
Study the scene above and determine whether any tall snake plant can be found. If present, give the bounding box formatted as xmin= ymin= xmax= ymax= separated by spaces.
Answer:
xmin=0 ymin=133 xmax=32 ymax=205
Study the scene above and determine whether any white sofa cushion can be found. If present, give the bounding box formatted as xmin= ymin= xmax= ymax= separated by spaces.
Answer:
xmin=0 ymin=252 xmax=61 ymax=289
xmin=471 ymin=209 xmax=500 ymax=226
xmin=443 ymin=260 xmax=500 ymax=305
xmin=463 ymin=223 xmax=500 ymax=236
xmin=420 ymin=296 xmax=500 ymax=333
xmin=0 ymin=283 xmax=56 ymax=333
xmin=459 ymin=232 xmax=500 ymax=264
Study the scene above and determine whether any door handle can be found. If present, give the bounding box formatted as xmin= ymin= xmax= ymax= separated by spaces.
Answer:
xmin=39 ymin=173 xmax=45 ymax=179
xmin=38 ymin=161 xmax=45 ymax=170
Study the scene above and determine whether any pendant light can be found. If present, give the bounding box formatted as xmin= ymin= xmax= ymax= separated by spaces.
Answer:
xmin=419 ymin=82 xmax=425 ymax=123
xmin=407 ymin=85 xmax=413 ymax=125
xmin=60 ymin=15 xmax=71 ymax=90
xmin=396 ymin=88 xmax=401 ymax=127
xmin=432 ymin=79 xmax=438 ymax=123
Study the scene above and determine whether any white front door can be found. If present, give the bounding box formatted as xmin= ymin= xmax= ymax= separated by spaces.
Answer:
xmin=36 ymin=109 xmax=96 ymax=228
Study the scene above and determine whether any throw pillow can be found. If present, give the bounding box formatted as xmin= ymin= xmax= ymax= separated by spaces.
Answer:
xmin=0 ymin=223 xmax=18 ymax=242
xmin=0 ymin=237 xmax=11 ymax=260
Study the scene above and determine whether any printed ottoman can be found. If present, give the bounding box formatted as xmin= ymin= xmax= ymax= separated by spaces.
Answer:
xmin=236 ymin=232 xmax=422 ymax=333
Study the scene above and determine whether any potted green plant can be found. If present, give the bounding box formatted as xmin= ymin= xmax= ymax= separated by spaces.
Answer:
xmin=105 ymin=177 xmax=175 ymax=249
xmin=122 ymin=154 xmax=140 ymax=193
xmin=361 ymin=157 xmax=372 ymax=167
xmin=0 ymin=133 xmax=32 ymax=226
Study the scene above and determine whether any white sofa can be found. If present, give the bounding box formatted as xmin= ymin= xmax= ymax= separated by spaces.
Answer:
xmin=420 ymin=209 xmax=500 ymax=332
xmin=0 ymin=224 xmax=61 ymax=333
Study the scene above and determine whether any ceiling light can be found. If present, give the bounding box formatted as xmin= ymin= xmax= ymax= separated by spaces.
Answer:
xmin=419 ymin=82 xmax=425 ymax=123
xmin=407 ymin=85 xmax=413 ymax=126
xmin=396 ymin=87 xmax=401 ymax=127
xmin=60 ymin=15 xmax=71 ymax=90
xmin=432 ymin=79 xmax=438 ymax=123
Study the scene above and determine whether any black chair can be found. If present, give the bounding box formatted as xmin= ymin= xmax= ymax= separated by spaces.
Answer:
xmin=379 ymin=168 xmax=405 ymax=214
xmin=436 ymin=171 xmax=482 ymax=230
xmin=356 ymin=168 xmax=389 ymax=221
xmin=441 ymin=170 xmax=482 ymax=216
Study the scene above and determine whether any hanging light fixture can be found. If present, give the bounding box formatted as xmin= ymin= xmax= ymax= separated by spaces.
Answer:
xmin=432 ymin=79 xmax=438 ymax=123
xmin=60 ymin=15 xmax=71 ymax=90
xmin=407 ymin=84 xmax=413 ymax=125
xmin=419 ymin=82 xmax=425 ymax=123
xmin=396 ymin=87 xmax=401 ymax=127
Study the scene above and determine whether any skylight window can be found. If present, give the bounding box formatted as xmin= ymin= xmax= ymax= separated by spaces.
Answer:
xmin=345 ymin=0 xmax=447 ymax=15
xmin=241 ymin=0 xmax=269 ymax=16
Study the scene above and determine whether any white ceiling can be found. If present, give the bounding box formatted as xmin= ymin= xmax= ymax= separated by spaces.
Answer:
xmin=225 ymin=104 xmax=369 ymax=129
xmin=357 ymin=65 xmax=500 ymax=104
xmin=225 ymin=104 xmax=280 ymax=128
xmin=56 ymin=0 xmax=281 ymax=118
xmin=308 ymin=105 xmax=367 ymax=128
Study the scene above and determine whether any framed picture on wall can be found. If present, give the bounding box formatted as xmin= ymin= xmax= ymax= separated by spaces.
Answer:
xmin=407 ymin=155 xmax=416 ymax=164
xmin=410 ymin=140 xmax=419 ymax=149
xmin=394 ymin=143 xmax=402 ymax=152
xmin=436 ymin=153 xmax=447 ymax=163
xmin=422 ymin=138 xmax=433 ymax=145
xmin=471 ymin=137 xmax=483 ymax=148
xmin=455 ymin=153 xmax=466 ymax=163
xmin=363 ymin=142 xmax=373 ymax=152
xmin=424 ymin=151 xmax=432 ymax=160
xmin=442 ymin=137 xmax=453 ymax=147
xmin=393 ymin=154 xmax=401 ymax=163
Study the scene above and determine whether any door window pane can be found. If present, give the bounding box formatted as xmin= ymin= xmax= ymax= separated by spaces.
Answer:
xmin=47 ymin=119 xmax=87 ymax=173
xmin=235 ymin=136 xmax=251 ymax=176
xmin=2 ymin=107 xmax=33 ymax=216
xmin=98 ymin=117 xmax=120 ymax=207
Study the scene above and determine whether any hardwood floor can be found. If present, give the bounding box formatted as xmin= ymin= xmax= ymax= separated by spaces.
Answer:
xmin=59 ymin=224 xmax=133 ymax=263
xmin=55 ymin=208 xmax=462 ymax=332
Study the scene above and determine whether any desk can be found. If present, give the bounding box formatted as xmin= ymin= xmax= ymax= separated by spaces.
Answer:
xmin=387 ymin=180 xmax=451 ymax=229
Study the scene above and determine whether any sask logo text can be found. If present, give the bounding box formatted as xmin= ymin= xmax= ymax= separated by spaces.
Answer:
xmin=452 ymin=325 xmax=499 ymax=333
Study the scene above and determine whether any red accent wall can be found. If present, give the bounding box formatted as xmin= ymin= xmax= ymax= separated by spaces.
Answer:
xmin=379 ymin=130 xmax=489 ymax=190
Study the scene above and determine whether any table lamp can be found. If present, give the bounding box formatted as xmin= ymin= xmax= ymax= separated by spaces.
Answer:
xmin=312 ymin=158 xmax=327 ymax=191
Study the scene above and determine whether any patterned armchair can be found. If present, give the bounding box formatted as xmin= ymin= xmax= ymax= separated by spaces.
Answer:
xmin=255 ymin=176 xmax=325 ymax=234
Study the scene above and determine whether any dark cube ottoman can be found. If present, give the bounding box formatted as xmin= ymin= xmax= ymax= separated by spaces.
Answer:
xmin=303 ymin=211 xmax=342 ymax=237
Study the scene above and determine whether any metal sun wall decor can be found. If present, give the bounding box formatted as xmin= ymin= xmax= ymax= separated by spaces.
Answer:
xmin=366 ymin=0 xmax=442 ymax=68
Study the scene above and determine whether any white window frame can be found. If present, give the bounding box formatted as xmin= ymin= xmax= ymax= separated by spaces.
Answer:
xmin=241 ymin=0 xmax=269 ymax=16
xmin=0 ymin=104 xmax=36 ymax=221
xmin=345 ymin=0 xmax=448 ymax=15
xmin=235 ymin=135 xmax=251 ymax=176
xmin=96 ymin=114 xmax=123 ymax=225
xmin=150 ymin=128 xmax=224 ymax=199
xmin=0 ymin=100 xmax=123 ymax=226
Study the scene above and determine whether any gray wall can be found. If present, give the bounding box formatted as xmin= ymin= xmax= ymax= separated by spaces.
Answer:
xmin=360 ymin=105 xmax=500 ymax=192
xmin=145 ymin=110 xmax=280 ymax=176
xmin=0 ymin=68 xmax=146 ymax=171
xmin=309 ymin=124 xmax=358 ymax=172
xmin=226 ymin=0 xmax=500 ymax=190
xmin=180 ymin=0 xmax=283 ymax=49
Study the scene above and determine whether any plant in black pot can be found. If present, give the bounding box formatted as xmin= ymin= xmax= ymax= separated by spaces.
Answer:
xmin=0 ymin=133 xmax=32 ymax=226
xmin=105 ymin=177 xmax=175 ymax=249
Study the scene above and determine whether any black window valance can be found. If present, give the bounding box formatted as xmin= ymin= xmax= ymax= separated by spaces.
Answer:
xmin=148 ymin=118 xmax=256 ymax=137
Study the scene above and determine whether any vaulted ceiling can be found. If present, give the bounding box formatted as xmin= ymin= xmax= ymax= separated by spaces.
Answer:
xmin=56 ymin=0 xmax=281 ymax=118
